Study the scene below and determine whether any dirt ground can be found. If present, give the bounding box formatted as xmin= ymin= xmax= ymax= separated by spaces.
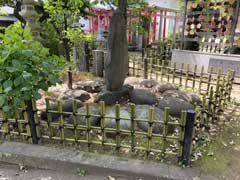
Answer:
xmin=193 ymin=100 xmax=240 ymax=180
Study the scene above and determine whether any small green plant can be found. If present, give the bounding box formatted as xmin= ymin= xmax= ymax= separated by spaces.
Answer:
xmin=0 ymin=21 xmax=65 ymax=116
xmin=77 ymin=168 xmax=86 ymax=177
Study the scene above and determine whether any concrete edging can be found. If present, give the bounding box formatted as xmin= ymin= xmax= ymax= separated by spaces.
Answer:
xmin=0 ymin=142 xmax=214 ymax=180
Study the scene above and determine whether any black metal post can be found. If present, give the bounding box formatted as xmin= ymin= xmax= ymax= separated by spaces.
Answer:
xmin=144 ymin=57 xmax=148 ymax=79
xmin=26 ymin=100 xmax=38 ymax=144
xmin=181 ymin=110 xmax=195 ymax=166
xmin=180 ymin=0 xmax=188 ymax=50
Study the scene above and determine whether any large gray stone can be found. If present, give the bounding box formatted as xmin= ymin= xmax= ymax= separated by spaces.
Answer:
xmin=105 ymin=106 xmax=131 ymax=130
xmin=67 ymin=104 xmax=100 ymax=126
xmin=93 ymin=50 xmax=104 ymax=77
xmin=162 ymin=90 xmax=191 ymax=102
xmin=73 ymin=41 xmax=88 ymax=72
xmin=59 ymin=90 xmax=90 ymax=102
xmin=135 ymin=105 xmax=175 ymax=134
xmin=124 ymin=77 xmax=140 ymax=85
xmin=140 ymin=79 xmax=158 ymax=88
xmin=95 ymin=84 xmax=133 ymax=105
xmin=158 ymin=97 xmax=194 ymax=118
xmin=40 ymin=99 xmax=83 ymax=121
xmin=154 ymin=83 xmax=179 ymax=93
xmin=189 ymin=93 xmax=202 ymax=105
xmin=75 ymin=80 xmax=104 ymax=93
xmin=105 ymin=1 xmax=128 ymax=91
xmin=129 ymin=89 xmax=157 ymax=105
xmin=162 ymin=90 xmax=202 ymax=105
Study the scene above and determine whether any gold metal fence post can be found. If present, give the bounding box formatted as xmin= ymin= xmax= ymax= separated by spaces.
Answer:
xmin=185 ymin=64 xmax=190 ymax=89
xmin=85 ymin=103 xmax=91 ymax=149
xmin=198 ymin=66 xmax=204 ymax=94
xmin=57 ymin=100 xmax=65 ymax=143
xmin=115 ymin=104 xmax=121 ymax=151
xmin=100 ymin=101 xmax=106 ymax=146
xmin=162 ymin=107 xmax=169 ymax=158
xmin=146 ymin=107 xmax=154 ymax=158
xmin=130 ymin=103 xmax=136 ymax=152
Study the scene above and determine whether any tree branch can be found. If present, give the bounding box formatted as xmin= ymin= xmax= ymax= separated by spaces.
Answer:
xmin=13 ymin=1 xmax=26 ymax=24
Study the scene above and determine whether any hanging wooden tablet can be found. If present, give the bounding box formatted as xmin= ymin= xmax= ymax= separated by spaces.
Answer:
xmin=229 ymin=0 xmax=236 ymax=5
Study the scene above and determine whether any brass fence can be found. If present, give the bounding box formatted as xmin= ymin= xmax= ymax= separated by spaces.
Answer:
xmin=128 ymin=56 xmax=235 ymax=160
xmin=129 ymin=57 xmax=235 ymax=97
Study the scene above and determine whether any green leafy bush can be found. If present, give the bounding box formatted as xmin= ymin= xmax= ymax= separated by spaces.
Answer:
xmin=0 ymin=22 xmax=65 ymax=115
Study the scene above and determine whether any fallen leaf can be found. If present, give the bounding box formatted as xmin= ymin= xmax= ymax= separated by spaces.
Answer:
xmin=229 ymin=140 xmax=235 ymax=145
xmin=193 ymin=177 xmax=200 ymax=180
xmin=207 ymin=152 xmax=214 ymax=156
xmin=222 ymin=142 xmax=228 ymax=147
xmin=108 ymin=176 xmax=116 ymax=180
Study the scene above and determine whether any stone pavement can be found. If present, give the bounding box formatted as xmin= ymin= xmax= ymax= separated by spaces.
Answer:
xmin=0 ymin=142 xmax=217 ymax=180
xmin=0 ymin=162 xmax=110 ymax=180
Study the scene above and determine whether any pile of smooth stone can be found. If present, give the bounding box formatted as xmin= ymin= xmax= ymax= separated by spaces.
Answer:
xmin=40 ymin=77 xmax=202 ymax=135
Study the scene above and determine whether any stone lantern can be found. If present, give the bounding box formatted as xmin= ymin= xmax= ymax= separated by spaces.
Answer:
xmin=20 ymin=0 xmax=41 ymax=41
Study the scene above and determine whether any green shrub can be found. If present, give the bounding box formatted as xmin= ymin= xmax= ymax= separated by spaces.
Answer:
xmin=0 ymin=22 xmax=65 ymax=116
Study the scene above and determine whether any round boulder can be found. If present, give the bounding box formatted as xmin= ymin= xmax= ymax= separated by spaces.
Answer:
xmin=59 ymin=90 xmax=90 ymax=102
xmin=75 ymin=80 xmax=104 ymax=93
xmin=140 ymin=79 xmax=158 ymax=88
xmin=162 ymin=90 xmax=191 ymax=102
xmin=95 ymin=84 xmax=133 ymax=105
xmin=105 ymin=106 xmax=131 ymax=130
xmin=189 ymin=93 xmax=202 ymax=105
xmin=124 ymin=77 xmax=140 ymax=85
xmin=40 ymin=99 xmax=83 ymax=121
xmin=67 ymin=104 xmax=100 ymax=126
xmin=129 ymin=89 xmax=157 ymax=105
xmin=135 ymin=105 xmax=175 ymax=134
xmin=158 ymin=97 xmax=194 ymax=118
xmin=155 ymin=83 xmax=179 ymax=93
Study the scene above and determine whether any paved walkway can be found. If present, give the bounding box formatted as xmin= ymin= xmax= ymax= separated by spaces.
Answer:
xmin=0 ymin=142 xmax=216 ymax=180
xmin=0 ymin=162 xmax=111 ymax=180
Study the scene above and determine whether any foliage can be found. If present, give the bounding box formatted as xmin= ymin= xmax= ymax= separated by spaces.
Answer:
xmin=0 ymin=9 xmax=8 ymax=16
xmin=0 ymin=22 xmax=65 ymax=116
xmin=131 ymin=5 xmax=156 ymax=38
xmin=42 ymin=0 xmax=91 ymax=43
xmin=40 ymin=20 xmax=62 ymax=55
xmin=65 ymin=26 xmax=94 ymax=44
xmin=76 ymin=168 xmax=87 ymax=177
xmin=42 ymin=0 xmax=92 ymax=89
xmin=43 ymin=0 xmax=84 ymax=25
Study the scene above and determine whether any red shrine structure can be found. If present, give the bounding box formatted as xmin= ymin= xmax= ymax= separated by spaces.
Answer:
xmin=81 ymin=4 xmax=180 ymax=45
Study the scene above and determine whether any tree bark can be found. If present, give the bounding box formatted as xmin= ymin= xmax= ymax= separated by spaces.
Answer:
xmin=13 ymin=1 xmax=26 ymax=24
xmin=105 ymin=0 xmax=128 ymax=91
xmin=63 ymin=7 xmax=73 ymax=89
xmin=62 ymin=37 xmax=73 ymax=89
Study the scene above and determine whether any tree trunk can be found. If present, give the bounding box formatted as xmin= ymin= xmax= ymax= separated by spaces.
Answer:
xmin=105 ymin=0 xmax=128 ymax=91
xmin=63 ymin=9 xmax=73 ymax=89
xmin=14 ymin=1 xmax=26 ymax=25
xmin=63 ymin=37 xmax=73 ymax=89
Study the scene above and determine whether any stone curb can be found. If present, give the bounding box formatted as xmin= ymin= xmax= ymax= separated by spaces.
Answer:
xmin=0 ymin=142 xmax=215 ymax=180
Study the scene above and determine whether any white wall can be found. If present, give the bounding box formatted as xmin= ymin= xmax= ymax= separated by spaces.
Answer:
xmin=147 ymin=0 xmax=179 ymax=10
xmin=0 ymin=6 xmax=13 ymax=14
xmin=172 ymin=49 xmax=240 ymax=76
